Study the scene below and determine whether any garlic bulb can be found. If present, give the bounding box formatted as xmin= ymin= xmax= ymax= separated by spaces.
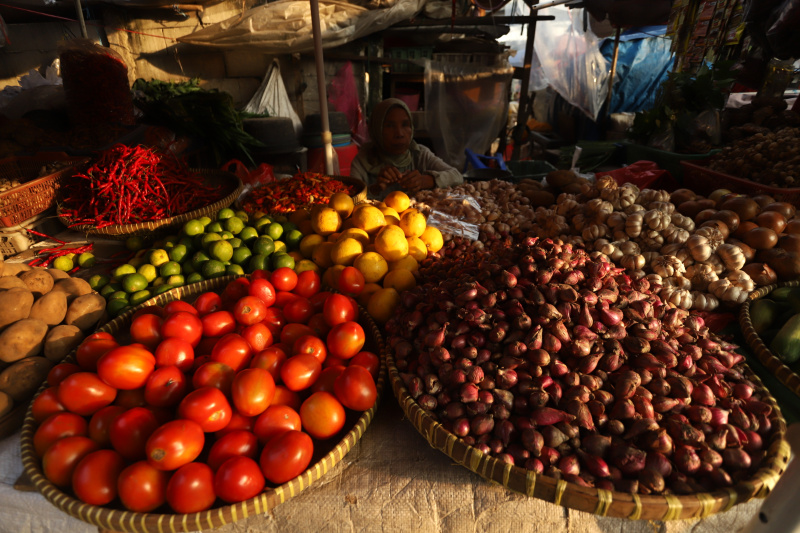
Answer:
xmin=685 ymin=263 xmax=719 ymax=291
xmin=644 ymin=210 xmax=672 ymax=232
xmin=716 ymin=243 xmax=747 ymax=271
xmin=651 ymin=255 xmax=686 ymax=278
xmin=691 ymin=291 xmax=719 ymax=311
xmin=660 ymin=286 xmax=693 ymax=309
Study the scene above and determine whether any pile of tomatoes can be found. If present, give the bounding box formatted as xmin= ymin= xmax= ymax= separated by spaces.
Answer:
xmin=28 ymin=268 xmax=380 ymax=514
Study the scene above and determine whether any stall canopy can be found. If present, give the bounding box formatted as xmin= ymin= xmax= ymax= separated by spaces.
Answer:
xmin=177 ymin=0 xmax=427 ymax=52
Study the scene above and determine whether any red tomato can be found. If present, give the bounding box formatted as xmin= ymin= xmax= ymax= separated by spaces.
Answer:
xmin=201 ymin=310 xmax=237 ymax=337
xmin=283 ymin=296 xmax=314 ymax=324
xmin=334 ymin=365 xmax=378 ymax=411
xmin=97 ymin=345 xmax=156 ymax=390
xmin=72 ymin=449 xmax=126 ymax=506
xmin=144 ymin=365 xmax=189 ymax=407
xmin=194 ymin=336 xmax=220 ymax=358
xmin=271 ymin=385 xmax=302 ymax=411
xmin=178 ymin=386 xmax=233 ymax=433
xmin=146 ymin=419 xmax=205 ymax=471
xmin=280 ymin=323 xmax=315 ymax=347
xmin=31 ymin=386 xmax=66 ymax=423
xmin=249 ymin=278 xmax=277 ymax=307
xmin=270 ymin=267 xmax=298 ymax=292
xmin=166 ymin=462 xmax=216 ymax=513
xmin=299 ymin=391 xmax=345 ymax=439
xmin=280 ymin=354 xmax=322 ymax=392
xmin=250 ymin=346 xmax=287 ymax=381
xmin=233 ymin=295 xmax=267 ymax=326
xmin=240 ymin=322 xmax=273 ymax=352
xmin=42 ymin=435 xmax=100 ymax=488
xmin=210 ymin=333 xmax=253 ymax=372
xmin=250 ymin=269 xmax=270 ymax=281
xmin=129 ymin=314 xmax=163 ymax=350
xmin=46 ymin=363 xmax=81 ymax=387
xmin=311 ymin=365 xmax=346 ymax=394
xmin=221 ymin=277 xmax=251 ymax=308
xmin=86 ymin=331 xmax=115 ymax=341
xmin=118 ymin=460 xmax=169 ymax=512
xmin=323 ymin=355 xmax=348 ymax=368
xmin=215 ymin=410 xmax=255 ymax=438
xmin=254 ymin=405 xmax=302 ymax=444
xmin=294 ymin=270 xmax=321 ymax=298
xmin=207 ymin=430 xmax=259 ymax=472
xmin=231 ymin=368 xmax=275 ymax=417
xmin=109 ymin=406 xmax=160 ymax=461
xmin=307 ymin=313 xmax=331 ymax=339
xmin=88 ymin=405 xmax=126 ymax=447
xmin=322 ymin=294 xmax=357 ymax=327
xmin=214 ymin=456 xmax=265 ymax=503
xmin=34 ymin=412 xmax=88 ymax=457
xmin=154 ymin=337 xmax=195 ymax=372
xmin=349 ymin=351 xmax=381 ymax=380
xmin=194 ymin=292 xmax=223 ymax=316
xmin=261 ymin=308 xmax=285 ymax=339
xmin=293 ymin=334 xmax=327 ymax=364
xmin=326 ymin=321 xmax=365 ymax=360
xmin=273 ymin=290 xmax=299 ymax=309
xmin=114 ymin=388 xmax=147 ymax=409
xmin=338 ymin=266 xmax=365 ymax=296
xmin=309 ymin=291 xmax=332 ymax=314
xmin=161 ymin=311 xmax=203 ymax=347
xmin=259 ymin=430 xmax=313 ymax=484
xmin=57 ymin=372 xmax=117 ymax=416
xmin=75 ymin=338 xmax=119 ymax=371
xmin=192 ymin=360 xmax=235 ymax=395
xmin=347 ymin=296 xmax=360 ymax=320
xmin=163 ymin=300 xmax=198 ymax=316
xmin=132 ymin=305 xmax=164 ymax=320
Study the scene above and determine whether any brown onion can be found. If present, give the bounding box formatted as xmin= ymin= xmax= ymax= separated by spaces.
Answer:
xmin=711 ymin=210 xmax=740 ymax=232
xmin=785 ymin=219 xmax=800 ymax=235
xmin=734 ymin=221 xmax=759 ymax=238
xmin=756 ymin=210 xmax=787 ymax=234
xmin=700 ymin=219 xmax=730 ymax=239
xmin=695 ymin=209 xmax=718 ymax=225
xmin=779 ymin=234 xmax=800 ymax=253
xmin=743 ymin=227 xmax=779 ymax=250
xmin=762 ymin=248 xmax=800 ymax=280
xmin=742 ymin=263 xmax=778 ymax=286
xmin=722 ymin=196 xmax=760 ymax=221
xmin=727 ymin=238 xmax=756 ymax=262
xmin=710 ymin=189 xmax=733 ymax=205
xmin=670 ymin=188 xmax=697 ymax=205
xmin=762 ymin=202 xmax=796 ymax=220
xmin=678 ymin=200 xmax=703 ymax=218
xmin=752 ymin=194 xmax=776 ymax=207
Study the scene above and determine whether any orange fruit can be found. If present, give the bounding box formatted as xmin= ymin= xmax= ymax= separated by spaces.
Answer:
xmin=383 ymin=268 xmax=416 ymax=293
xmin=329 ymin=192 xmax=355 ymax=219
xmin=358 ymin=282 xmax=382 ymax=307
xmin=374 ymin=225 xmax=409 ymax=262
xmin=384 ymin=191 xmax=411 ymax=214
xmin=353 ymin=251 xmax=388 ymax=283
xmin=351 ymin=205 xmax=386 ymax=235
xmin=367 ymin=287 xmax=400 ymax=325
xmin=406 ymin=236 xmax=428 ymax=261
xmin=329 ymin=237 xmax=363 ymax=266
xmin=389 ymin=255 xmax=419 ymax=273
xmin=310 ymin=206 xmax=341 ymax=236
xmin=337 ymin=228 xmax=370 ymax=247
xmin=419 ymin=226 xmax=443 ymax=253
xmin=311 ymin=241 xmax=335 ymax=269
xmin=323 ymin=265 xmax=346 ymax=290
xmin=399 ymin=211 xmax=426 ymax=238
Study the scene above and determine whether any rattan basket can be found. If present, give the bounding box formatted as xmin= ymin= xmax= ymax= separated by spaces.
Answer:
xmin=57 ymin=170 xmax=242 ymax=239
xmin=237 ymin=175 xmax=367 ymax=216
xmin=20 ymin=276 xmax=387 ymax=532
xmin=387 ymin=349 xmax=789 ymax=520
xmin=740 ymin=281 xmax=800 ymax=398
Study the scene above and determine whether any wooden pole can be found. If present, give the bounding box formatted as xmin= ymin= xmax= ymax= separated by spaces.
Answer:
xmin=310 ymin=0 xmax=335 ymax=175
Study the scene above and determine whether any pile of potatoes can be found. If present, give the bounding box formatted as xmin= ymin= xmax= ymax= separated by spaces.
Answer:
xmin=0 ymin=252 xmax=106 ymax=429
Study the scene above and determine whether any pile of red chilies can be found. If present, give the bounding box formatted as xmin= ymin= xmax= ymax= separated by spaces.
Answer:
xmin=60 ymin=144 xmax=222 ymax=228
xmin=27 ymin=230 xmax=93 ymax=272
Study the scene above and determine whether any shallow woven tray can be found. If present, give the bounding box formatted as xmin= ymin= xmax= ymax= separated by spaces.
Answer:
xmin=20 ymin=276 xmax=387 ymax=532
xmin=387 ymin=349 xmax=789 ymax=520
xmin=741 ymin=281 xmax=800 ymax=398
xmin=57 ymin=169 xmax=242 ymax=239
xmin=238 ymin=175 xmax=367 ymax=215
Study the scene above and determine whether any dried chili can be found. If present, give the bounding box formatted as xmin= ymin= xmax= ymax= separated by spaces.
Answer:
xmin=240 ymin=172 xmax=356 ymax=215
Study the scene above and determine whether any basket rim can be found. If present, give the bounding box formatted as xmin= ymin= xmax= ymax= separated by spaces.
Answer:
xmin=20 ymin=276 xmax=387 ymax=532
xmin=679 ymin=160 xmax=800 ymax=196
xmin=237 ymin=174 xmax=367 ymax=214
xmin=386 ymin=347 xmax=789 ymax=520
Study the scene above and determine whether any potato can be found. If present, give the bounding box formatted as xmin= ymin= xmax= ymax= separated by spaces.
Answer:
xmin=43 ymin=325 xmax=84 ymax=362
xmin=65 ymin=293 xmax=106 ymax=331
xmin=28 ymin=290 xmax=68 ymax=326
xmin=2 ymin=263 xmax=31 ymax=277
xmin=19 ymin=268 xmax=55 ymax=298
xmin=546 ymin=169 xmax=578 ymax=190
xmin=51 ymin=277 xmax=93 ymax=303
xmin=0 ymin=356 xmax=52 ymax=402
xmin=0 ymin=391 xmax=12 ymax=418
xmin=0 ymin=318 xmax=48 ymax=363
xmin=0 ymin=288 xmax=34 ymax=330
xmin=0 ymin=276 xmax=28 ymax=291
xmin=0 ymin=251 xmax=4 ymax=277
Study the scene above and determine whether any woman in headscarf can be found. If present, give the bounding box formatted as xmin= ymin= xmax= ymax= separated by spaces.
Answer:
xmin=350 ymin=98 xmax=462 ymax=195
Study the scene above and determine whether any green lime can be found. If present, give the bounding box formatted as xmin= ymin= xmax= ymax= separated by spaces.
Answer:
xmin=125 ymin=236 xmax=146 ymax=252
xmin=281 ymin=221 xmax=298 ymax=233
xmin=284 ymin=229 xmax=303 ymax=250
xmin=191 ymin=250 xmax=211 ymax=270
xmin=202 ymin=260 xmax=227 ymax=279
xmin=271 ymin=252 xmax=295 ymax=270
xmin=52 ymin=256 xmax=74 ymax=272
xmin=183 ymin=219 xmax=205 ymax=236
xmin=201 ymin=233 xmax=223 ymax=249
xmin=88 ymin=274 xmax=109 ymax=290
xmin=226 ymin=264 xmax=245 ymax=276
xmin=273 ymin=214 xmax=288 ymax=223
xmin=252 ymin=236 xmax=275 ymax=256
xmin=273 ymin=241 xmax=287 ymax=254
xmin=160 ymin=261 xmax=182 ymax=277
xmin=137 ymin=263 xmax=158 ymax=283
xmin=224 ymin=217 xmax=245 ymax=235
xmin=219 ymin=231 xmax=235 ymax=240
xmin=152 ymin=239 xmax=166 ymax=249
xmin=185 ymin=272 xmax=204 ymax=284
xmin=206 ymin=221 xmax=224 ymax=233
xmin=113 ymin=264 xmax=137 ymax=279
xmin=163 ymin=242 xmax=175 ymax=250
xmin=121 ymin=273 xmax=149 ymax=293
xmin=228 ymin=237 xmax=243 ymax=249
xmin=109 ymin=290 xmax=129 ymax=302
xmin=129 ymin=289 xmax=152 ymax=306
xmin=164 ymin=236 xmax=179 ymax=246
xmin=166 ymin=274 xmax=185 ymax=287
xmin=100 ymin=283 xmax=122 ymax=297
xmin=152 ymin=276 xmax=166 ymax=288
xmin=77 ymin=252 xmax=96 ymax=268
xmin=209 ymin=240 xmax=234 ymax=263
xmin=248 ymin=253 xmax=270 ymax=273
xmin=169 ymin=244 xmax=189 ymax=263
xmin=178 ymin=236 xmax=195 ymax=250
xmin=128 ymin=256 xmax=147 ymax=269
xmin=107 ymin=299 xmax=130 ymax=317
xmin=154 ymin=284 xmax=174 ymax=295
xmin=238 ymin=226 xmax=259 ymax=244
xmin=266 ymin=222 xmax=284 ymax=241
xmin=182 ymin=261 xmax=196 ymax=275
xmin=148 ymin=249 xmax=170 ymax=267
xmin=217 ymin=208 xmax=235 ymax=220
xmin=231 ymin=246 xmax=253 ymax=266
xmin=199 ymin=216 xmax=212 ymax=227
xmin=234 ymin=210 xmax=249 ymax=222
xmin=253 ymin=217 xmax=272 ymax=232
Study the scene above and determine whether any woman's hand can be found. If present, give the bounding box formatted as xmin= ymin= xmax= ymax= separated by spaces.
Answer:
xmin=378 ymin=166 xmax=403 ymax=185
xmin=400 ymin=171 xmax=435 ymax=193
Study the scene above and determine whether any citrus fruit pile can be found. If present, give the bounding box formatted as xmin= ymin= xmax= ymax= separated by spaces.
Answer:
xmin=292 ymin=191 xmax=444 ymax=324
xmin=92 ymin=208 xmax=306 ymax=317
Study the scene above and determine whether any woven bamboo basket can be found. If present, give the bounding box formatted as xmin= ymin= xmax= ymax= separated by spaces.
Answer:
xmin=20 ymin=276 xmax=387 ymax=533
xmin=740 ymin=280 xmax=800 ymax=398
xmin=237 ymin=175 xmax=367 ymax=215
xmin=57 ymin=170 xmax=243 ymax=239
xmin=387 ymin=349 xmax=789 ymax=520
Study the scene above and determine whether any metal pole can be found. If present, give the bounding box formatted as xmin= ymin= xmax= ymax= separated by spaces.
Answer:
xmin=310 ymin=0 xmax=335 ymax=175
xmin=75 ymin=0 xmax=88 ymax=38
xmin=605 ymin=27 xmax=622 ymax=114
xmin=511 ymin=0 xmax=539 ymax=161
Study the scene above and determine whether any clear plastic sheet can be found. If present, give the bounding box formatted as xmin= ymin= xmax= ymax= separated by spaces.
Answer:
xmin=426 ymin=209 xmax=480 ymax=241
xmin=243 ymin=59 xmax=303 ymax=137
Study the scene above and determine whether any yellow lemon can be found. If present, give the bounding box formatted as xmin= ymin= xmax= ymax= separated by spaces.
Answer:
xmin=298 ymin=219 xmax=315 ymax=236
xmin=295 ymin=259 xmax=320 ymax=274
xmin=389 ymin=255 xmax=419 ymax=273
xmin=375 ymin=201 xmax=388 ymax=209
xmin=330 ymin=237 xmax=363 ymax=266
xmin=358 ymin=282 xmax=383 ymax=307
xmin=338 ymin=228 xmax=370 ymax=247
xmin=329 ymin=192 xmax=355 ymax=219
xmin=323 ymin=265 xmax=346 ymax=290
xmin=383 ymin=268 xmax=416 ymax=293
xmin=327 ymin=232 xmax=342 ymax=243
xmin=420 ymin=226 xmax=444 ymax=253
xmin=311 ymin=241 xmax=335 ymax=269
xmin=406 ymin=236 xmax=428 ymax=262
xmin=384 ymin=214 xmax=400 ymax=226
xmin=354 ymin=251 xmax=389 ymax=283
xmin=399 ymin=211 xmax=426 ymax=238
xmin=400 ymin=207 xmax=420 ymax=218
xmin=311 ymin=206 xmax=342 ymax=236
xmin=374 ymin=225 xmax=409 ymax=262
xmin=340 ymin=217 xmax=356 ymax=231
xmin=299 ymin=234 xmax=325 ymax=258
xmin=367 ymin=287 xmax=400 ymax=325
xmin=288 ymin=208 xmax=310 ymax=225
xmin=351 ymin=205 xmax=386 ymax=235
xmin=385 ymin=190 xmax=411 ymax=214
xmin=363 ymin=243 xmax=377 ymax=254
xmin=378 ymin=205 xmax=400 ymax=219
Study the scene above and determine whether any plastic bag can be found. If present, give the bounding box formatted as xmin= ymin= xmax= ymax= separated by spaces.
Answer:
xmin=222 ymin=159 xmax=276 ymax=187
xmin=767 ymin=0 xmax=800 ymax=59
xmin=426 ymin=210 xmax=480 ymax=241
xmin=243 ymin=59 xmax=303 ymax=137
xmin=595 ymin=160 xmax=678 ymax=191
xmin=328 ymin=62 xmax=368 ymax=145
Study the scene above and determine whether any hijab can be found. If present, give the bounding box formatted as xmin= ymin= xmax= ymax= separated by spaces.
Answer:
xmin=361 ymin=98 xmax=418 ymax=177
